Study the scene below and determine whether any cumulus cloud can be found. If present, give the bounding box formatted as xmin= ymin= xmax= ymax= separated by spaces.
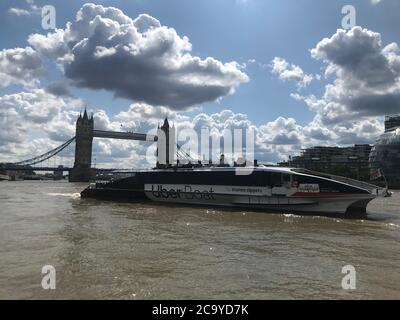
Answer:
xmin=0 ymin=89 xmax=66 ymax=124
xmin=0 ymin=47 xmax=43 ymax=88
xmin=305 ymin=27 xmax=400 ymax=123
xmin=0 ymin=108 xmax=27 ymax=147
xmin=278 ymin=26 xmax=400 ymax=157
xmin=28 ymin=29 xmax=68 ymax=60
xmin=0 ymin=88 xmax=86 ymax=157
xmin=45 ymin=82 xmax=73 ymax=97
xmin=332 ymin=118 xmax=384 ymax=145
xmin=270 ymin=57 xmax=314 ymax=89
xmin=28 ymin=3 xmax=249 ymax=110
xmin=257 ymin=117 xmax=303 ymax=145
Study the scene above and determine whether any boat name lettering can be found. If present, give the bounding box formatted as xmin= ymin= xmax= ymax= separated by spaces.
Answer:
xmin=230 ymin=187 xmax=263 ymax=194
xmin=150 ymin=185 xmax=215 ymax=200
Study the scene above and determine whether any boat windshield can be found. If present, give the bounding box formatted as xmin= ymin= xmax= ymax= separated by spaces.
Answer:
xmin=290 ymin=168 xmax=381 ymax=193
xmin=291 ymin=168 xmax=333 ymax=179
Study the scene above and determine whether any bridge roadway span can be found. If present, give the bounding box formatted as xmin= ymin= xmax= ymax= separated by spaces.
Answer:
xmin=92 ymin=130 xmax=157 ymax=142
xmin=0 ymin=165 xmax=134 ymax=172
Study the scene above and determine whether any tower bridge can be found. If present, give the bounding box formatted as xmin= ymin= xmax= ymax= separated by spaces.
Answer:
xmin=0 ymin=110 xmax=177 ymax=182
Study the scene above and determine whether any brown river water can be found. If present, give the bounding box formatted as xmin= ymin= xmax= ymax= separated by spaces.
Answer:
xmin=0 ymin=180 xmax=399 ymax=299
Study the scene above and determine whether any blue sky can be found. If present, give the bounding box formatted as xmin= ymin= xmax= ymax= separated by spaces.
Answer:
xmin=1 ymin=0 xmax=400 ymax=166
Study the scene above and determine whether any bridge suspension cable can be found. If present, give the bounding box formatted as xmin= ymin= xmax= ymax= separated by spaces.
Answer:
xmin=12 ymin=137 xmax=76 ymax=166
xmin=176 ymin=143 xmax=198 ymax=163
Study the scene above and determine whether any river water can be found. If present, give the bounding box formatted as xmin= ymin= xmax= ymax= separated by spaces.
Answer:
xmin=0 ymin=180 xmax=399 ymax=299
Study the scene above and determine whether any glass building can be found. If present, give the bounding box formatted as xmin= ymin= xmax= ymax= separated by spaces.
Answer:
xmin=369 ymin=115 xmax=400 ymax=189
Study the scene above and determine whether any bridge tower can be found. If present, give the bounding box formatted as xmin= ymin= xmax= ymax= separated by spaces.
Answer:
xmin=156 ymin=118 xmax=176 ymax=168
xmin=69 ymin=109 xmax=95 ymax=182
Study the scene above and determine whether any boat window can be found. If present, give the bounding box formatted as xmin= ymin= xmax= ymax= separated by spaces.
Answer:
xmin=271 ymin=173 xmax=282 ymax=187
xmin=282 ymin=174 xmax=291 ymax=186
xmin=292 ymin=174 xmax=299 ymax=187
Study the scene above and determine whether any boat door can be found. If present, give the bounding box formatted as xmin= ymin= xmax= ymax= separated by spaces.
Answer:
xmin=271 ymin=172 xmax=290 ymax=196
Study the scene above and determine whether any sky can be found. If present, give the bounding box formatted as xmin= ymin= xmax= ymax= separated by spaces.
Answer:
xmin=1 ymin=0 xmax=400 ymax=168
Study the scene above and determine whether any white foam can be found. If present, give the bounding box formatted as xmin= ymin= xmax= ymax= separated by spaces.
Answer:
xmin=46 ymin=192 xmax=81 ymax=199
xmin=283 ymin=214 xmax=300 ymax=218
xmin=386 ymin=223 xmax=400 ymax=229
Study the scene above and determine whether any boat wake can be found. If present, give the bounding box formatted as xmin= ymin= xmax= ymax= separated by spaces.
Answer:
xmin=46 ymin=192 xmax=81 ymax=199
xmin=386 ymin=222 xmax=400 ymax=230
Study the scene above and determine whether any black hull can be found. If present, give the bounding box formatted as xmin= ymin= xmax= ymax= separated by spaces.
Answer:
xmin=81 ymin=187 xmax=147 ymax=202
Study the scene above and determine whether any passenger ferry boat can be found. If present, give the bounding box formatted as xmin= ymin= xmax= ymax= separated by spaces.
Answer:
xmin=81 ymin=165 xmax=388 ymax=215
